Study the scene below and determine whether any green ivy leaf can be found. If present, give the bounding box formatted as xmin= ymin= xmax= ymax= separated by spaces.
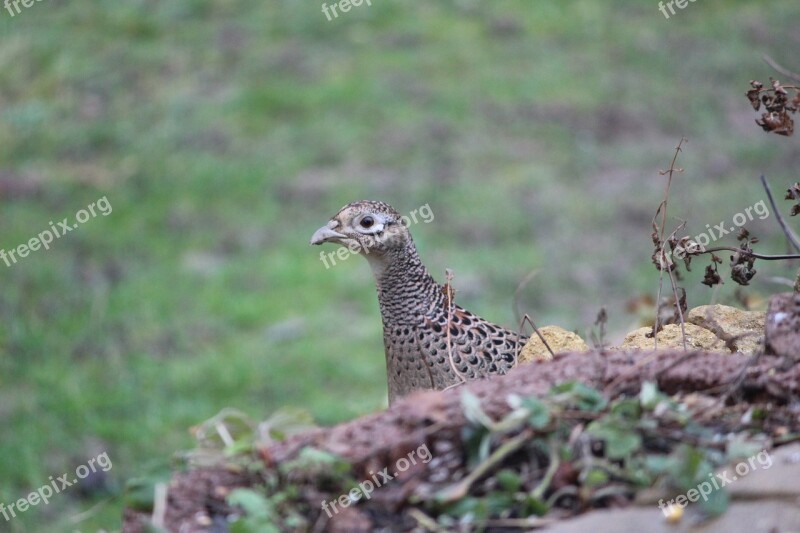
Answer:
xmin=549 ymin=382 xmax=607 ymax=412
xmin=610 ymin=397 xmax=641 ymax=420
xmin=520 ymin=397 xmax=551 ymax=429
xmin=520 ymin=495 xmax=549 ymax=516
xmin=227 ymin=488 xmax=281 ymax=533
xmin=583 ymin=468 xmax=609 ymax=487
xmin=496 ymin=469 xmax=523 ymax=492
xmin=586 ymin=418 xmax=642 ymax=459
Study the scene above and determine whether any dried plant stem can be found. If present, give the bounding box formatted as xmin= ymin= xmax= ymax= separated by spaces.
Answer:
xmin=518 ymin=313 xmax=555 ymax=360
xmin=699 ymin=246 xmax=800 ymax=261
xmin=760 ymin=174 xmax=800 ymax=253
xmin=513 ymin=268 xmax=539 ymax=327
xmin=762 ymin=54 xmax=800 ymax=83
xmin=653 ymin=137 xmax=687 ymax=350
xmin=435 ymin=428 xmax=534 ymax=503
xmin=656 ymin=137 xmax=687 ymax=245
xmin=665 ymin=260 xmax=687 ymax=350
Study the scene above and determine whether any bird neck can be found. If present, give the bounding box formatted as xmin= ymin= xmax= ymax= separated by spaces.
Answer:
xmin=366 ymin=240 xmax=443 ymax=324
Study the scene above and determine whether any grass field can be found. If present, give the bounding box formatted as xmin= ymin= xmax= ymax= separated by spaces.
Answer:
xmin=1 ymin=1 xmax=799 ymax=530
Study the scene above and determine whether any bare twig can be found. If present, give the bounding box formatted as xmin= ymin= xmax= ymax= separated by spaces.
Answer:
xmin=657 ymin=137 xmax=687 ymax=244
xmin=763 ymin=54 xmax=800 ymax=83
xmin=655 ymin=221 xmax=688 ymax=349
xmin=512 ymin=269 xmax=540 ymax=361
xmin=699 ymin=246 xmax=800 ymax=261
xmin=665 ymin=260 xmax=687 ymax=351
xmin=760 ymin=174 xmax=800 ymax=253
xmin=435 ymin=428 xmax=534 ymax=503
xmin=518 ymin=313 xmax=555 ymax=360
xmin=653 ymin=137 xmax=688 ymax=348
xmin=408 ymin=508 xmax=448 ymax=532
xmin=513 ymin=268 xmax=539 ymax=326
xmin=530 ymin=440 xmax=560 ymax=500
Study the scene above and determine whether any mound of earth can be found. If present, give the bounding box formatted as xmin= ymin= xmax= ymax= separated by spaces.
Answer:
xmin=122 ymin=294 xmax=800 ymax=532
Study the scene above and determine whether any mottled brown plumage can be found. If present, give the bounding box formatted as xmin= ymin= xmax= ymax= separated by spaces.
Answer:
xmin=311 ymin=200 xmax=525 ymax=404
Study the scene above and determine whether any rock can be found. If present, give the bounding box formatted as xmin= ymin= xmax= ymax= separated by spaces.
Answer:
xmin=764 ymin=292 xmax=800 ymax=358
xmin=545 ymin=501 xmax=800 ymax=533
xmin=549 ymin=443 xmax=800 ymax=533
xmin=620 ymin=324 xmax=726 ymax=352
xmin=518 ymin=326 xmax=589 ymax=363
xmin=725 ymin=443 xmax=800 ymax=499
xmin=687 ymin=304 xmax=765 ymax=355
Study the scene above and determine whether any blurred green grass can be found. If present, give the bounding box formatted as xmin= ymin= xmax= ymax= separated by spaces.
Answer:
xmin=1 ymin=0 xmax=799 ymax=529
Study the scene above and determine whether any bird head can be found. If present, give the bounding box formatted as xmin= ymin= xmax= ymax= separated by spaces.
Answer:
xmin=310 ymin=200 xmax=411 ymax=257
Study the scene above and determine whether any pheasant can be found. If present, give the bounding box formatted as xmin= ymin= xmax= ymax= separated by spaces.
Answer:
xmin=310 ymin=200 xmax=527 ymax=405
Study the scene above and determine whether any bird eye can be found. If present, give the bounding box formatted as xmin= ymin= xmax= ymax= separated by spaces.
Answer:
xmin=360 ymin=216 xmax=374 ymax=229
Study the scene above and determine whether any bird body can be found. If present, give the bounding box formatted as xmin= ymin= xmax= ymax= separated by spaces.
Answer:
xmin=311 ymin=200 xmax=525 ymax=404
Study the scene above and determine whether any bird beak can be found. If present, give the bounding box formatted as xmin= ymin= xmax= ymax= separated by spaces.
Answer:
xmin=310 ymin=220 xmax=346 ymax=245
